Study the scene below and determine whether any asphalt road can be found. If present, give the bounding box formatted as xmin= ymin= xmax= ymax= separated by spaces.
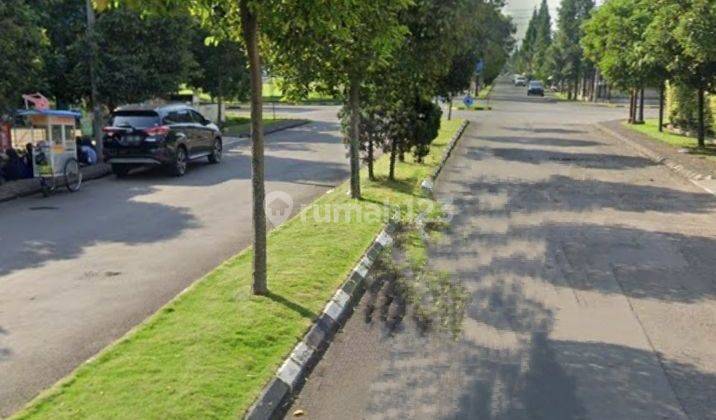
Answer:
xmin=0 ymin=106 xmax=345 ymax=416
xmin=288 ymin=81 xmax=716 ymax=419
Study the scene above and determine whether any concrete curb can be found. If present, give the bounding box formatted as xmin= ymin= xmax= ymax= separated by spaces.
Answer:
xmin=595 ymin=122 xmax=714 ymax=182
xmin=244 ymin=223 xmax=397 ymax=420
xmin=421 ymin=120 xmax=469 ymax=194
xmin=0 ymin=163 xmax=111 ymax=203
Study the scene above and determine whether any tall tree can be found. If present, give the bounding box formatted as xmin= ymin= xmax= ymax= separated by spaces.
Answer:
xmin=553 ymin=0 xmax=594 ymax=99
xmin=73 ymin=6 xmax=197 ymax=111
xmin=0 ymin=0 xmax=46 ymax=115
xmin=267 ymin=0 xmax=409 ymax=200
xmin=190 ymin=30 xmax=249 ymax=124
xmin=533 ymin=0 xmax=553 ymax=79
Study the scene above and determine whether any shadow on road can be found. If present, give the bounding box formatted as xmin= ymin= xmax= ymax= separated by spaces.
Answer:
xmin=465 ymin=146 xmax=656 ymax=170
xmin=479 ymin=135 xmax=604 ymax=148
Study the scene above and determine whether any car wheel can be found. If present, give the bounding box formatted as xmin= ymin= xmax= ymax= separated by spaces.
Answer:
xmin=112 ymin=164 xmax=131 ymax=178
xmin=208 ymin=138 xmax=222 ymax=164
xmin=170 ymin=146 xmax=188 ymax=177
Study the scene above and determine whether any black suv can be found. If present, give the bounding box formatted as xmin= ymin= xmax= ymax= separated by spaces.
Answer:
xmin=103 ymin=104 xmax=222 ymax=177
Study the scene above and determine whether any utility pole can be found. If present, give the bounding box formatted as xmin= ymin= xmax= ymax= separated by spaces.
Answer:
xmin=86 ymin=0 xmax=103 ymax=162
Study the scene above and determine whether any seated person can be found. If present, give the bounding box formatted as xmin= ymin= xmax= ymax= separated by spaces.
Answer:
xmin=3 ymin=149 xmax=32 ymax=181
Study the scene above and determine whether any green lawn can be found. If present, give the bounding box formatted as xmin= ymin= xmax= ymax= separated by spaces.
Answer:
xmin=220 ymin=116 xmax=292 ymax=137
xmin=13 ymin=120 xmax=465 ymax=420
xmin=623 ymin=118 xmax=716 ymax=160
xmin=262 ymin=78 xmax=338 ymax=104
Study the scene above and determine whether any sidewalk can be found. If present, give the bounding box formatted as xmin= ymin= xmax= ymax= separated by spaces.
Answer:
xmin=0 ymin=164 xmax=110 ymax=203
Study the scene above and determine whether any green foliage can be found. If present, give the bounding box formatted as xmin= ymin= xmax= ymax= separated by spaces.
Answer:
xmin=36 ymin=0 xmax=87 ymax=107
xmin=190 ymin=29 xmax=249 ymax=103
xmin=86 ymin=7 xmax=197 ymax=109
xmin=515 ymin=0 xmax=552 ymax=79
xmin=666 ymin=82 xmax=714 ymax=134
xmin=0 ymin=0 xmax=47 ymax=114
xmin=551 ymin=0 xmax=594 ymax=88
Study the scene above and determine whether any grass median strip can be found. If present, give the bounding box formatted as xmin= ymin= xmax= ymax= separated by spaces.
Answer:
xmin=221 ymin=116 xmax=292 ymax=137
xmin=14 ymin=119 xmax=465 ymax=419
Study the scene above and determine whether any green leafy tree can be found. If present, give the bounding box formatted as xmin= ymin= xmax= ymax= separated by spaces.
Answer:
xmin=533 ymin=0 xmax=553 ymax=80
xmin=646 ymin=0 xmax=716 ymax=146
xmin=190 ymin=29 xmax=249 ymax=124
xmin=72 ymin=6 xmax=197 ymax=111
xmin=582 ymin=0 xmax=654 ymax=122
xmin=0 ymin=0 xmax=46 ymax=114
xmin=552 ymin=0 xmax=594 ymax=99
xmin=34 ymin=0 xmax=87 ymax=107
xmin=267 ymin=0 xmax=409 ymax=200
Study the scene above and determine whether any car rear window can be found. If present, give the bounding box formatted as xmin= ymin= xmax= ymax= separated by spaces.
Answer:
xmin=109 ymin=111 xmax=160 ymax=129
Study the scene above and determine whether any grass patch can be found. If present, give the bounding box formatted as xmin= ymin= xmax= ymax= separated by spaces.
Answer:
xmin=623 ymin=119 xmax=716 ymax=160
xmin=221 ymin=116 xmax=292 ymax=137
xmin=14 ymin=120 xmax=465 ymax=420
xmin=455 ymin=105 xmax=492 ymax=111
xmin=477 ymin=84 xmax=493 ymax=100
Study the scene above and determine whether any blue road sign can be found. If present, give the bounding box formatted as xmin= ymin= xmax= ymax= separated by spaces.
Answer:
xmin=463 ymin=95 xmax=475 ymax=108
xmin=475 ymin=59 xmax=485 ymax=74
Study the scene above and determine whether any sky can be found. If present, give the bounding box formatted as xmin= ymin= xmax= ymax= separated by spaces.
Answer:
xmin=503 ymin=0 xmax=603 ymax=42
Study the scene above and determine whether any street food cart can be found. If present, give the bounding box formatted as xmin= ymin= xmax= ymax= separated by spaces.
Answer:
xmin=13 ymin=109 xmax=82 ymax=196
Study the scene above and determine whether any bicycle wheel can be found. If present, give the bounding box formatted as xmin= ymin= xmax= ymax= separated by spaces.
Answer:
xmin=64 ymin=158 xmax=82 ymax=192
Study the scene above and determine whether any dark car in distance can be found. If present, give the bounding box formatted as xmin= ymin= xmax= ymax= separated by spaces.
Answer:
xmin=527 ymin=80 xmax=545 ymax=97
xmin=103 ymin=104 xmax=222 ymax=177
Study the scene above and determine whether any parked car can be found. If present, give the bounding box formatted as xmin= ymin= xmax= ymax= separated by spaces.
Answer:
xmin=103 ymin=104 xmax=222 ymax=177
xmin=527 ymin=80 xmax=545 ymax=96
xmin=514 ymin=75 xmax=528 ymax=87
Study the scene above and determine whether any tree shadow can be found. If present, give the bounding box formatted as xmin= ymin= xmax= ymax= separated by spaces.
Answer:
xmin=479 ymin=135 xmax=603 ymax=148
xmin=466 ymin=146 xmax=656 ymax=170
xmin=448 ymin=175 xmax=716 ymax=215
xmin=0 ymin=327 xmax=9 ymax=362
xmin=264 ymin=292 xmax=317 ymax=320
xmin=501 ymin=126 xmax=588 ymax=135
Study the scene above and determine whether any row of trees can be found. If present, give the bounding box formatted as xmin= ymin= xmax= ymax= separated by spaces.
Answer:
xmin=512 ymin=0 xmax=716 ymax=147
xmin=512 ymin=0 xmax=594 ymax=99
xmin=94 ymin=0 xmax=514 ymax=294
xmin=583 ymin=0 xmax=716 ymax=146
xmin=0 ymin=0 xmax=249 ymax=118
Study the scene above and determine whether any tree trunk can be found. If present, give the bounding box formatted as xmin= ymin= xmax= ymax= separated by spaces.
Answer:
xmin=628 ymin=89 xmax=635 ymax=124
xmin=86 ymin=0 xmax=103 ymax=162
xmin=217 ymin=81 xmax=224 ymax=125
xmin=447 ymin=97 xmax=453 ymax=121
xmin=241 ymin=0 xmax=267 ymax=295
xmin=367 ymin=137 xmax=374 ymax=181
xmin=658 ymin=82 xmax=665 ymax=132
xmin=698 ymin=86 xmax=706 ymax=148
xmin=389 ymin=137 xmax=398 ymax=180
xmin=348 ymin=76 xmax=361 ymax=199
xmin=638 ymin=87 xmax=645 ymax=123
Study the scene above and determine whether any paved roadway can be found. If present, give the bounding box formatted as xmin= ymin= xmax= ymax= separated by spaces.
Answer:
xmin=288 ymin=81 xmax=716 ymax=419
xmin=0 ymin=106 xmax=344 ymax=416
